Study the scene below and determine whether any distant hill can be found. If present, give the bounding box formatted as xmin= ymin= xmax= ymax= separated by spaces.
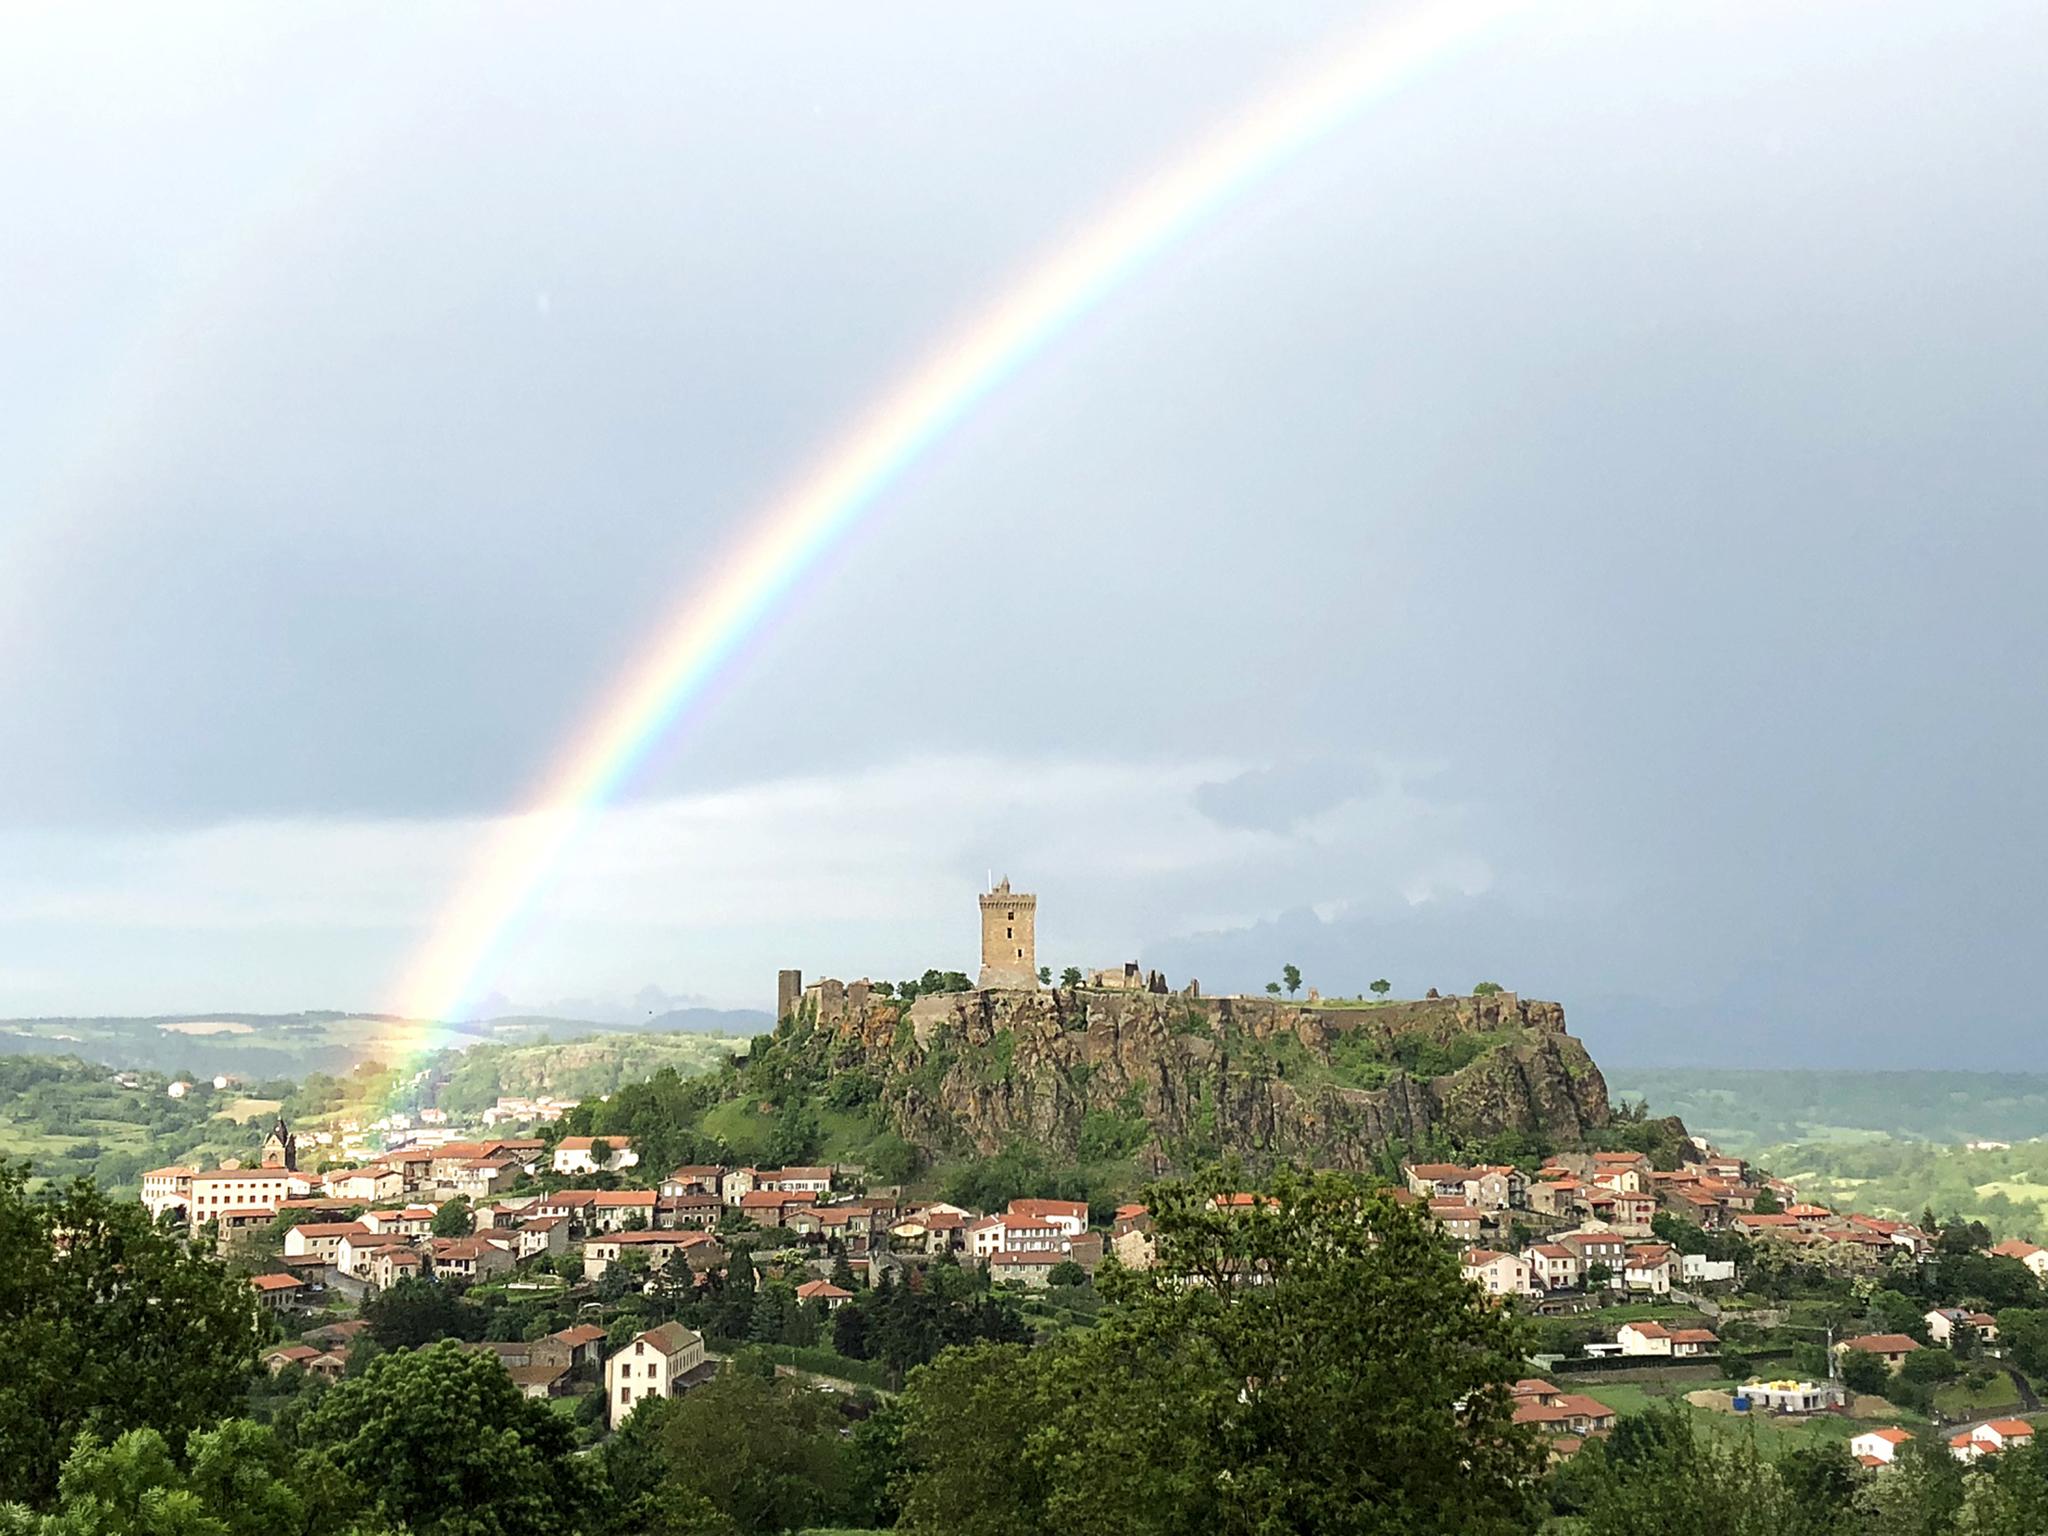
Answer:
xmin=0 ymin=1006 xmax=770 ymax=1079
xmin=1609 ymin=1068 xmax=2048 ymax=1154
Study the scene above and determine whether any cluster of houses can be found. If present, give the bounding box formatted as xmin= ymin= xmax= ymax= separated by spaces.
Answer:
xmin=149 ymin=1119 xmax=1126 ymax=1329
xmin=259 ymin=1311 xmax=708 ymax=1431
xmin=1850 ymin=1418 xmax=2037 ymax=1468
xmin=1393 ymin=1144 xmax=2044 ymax=1317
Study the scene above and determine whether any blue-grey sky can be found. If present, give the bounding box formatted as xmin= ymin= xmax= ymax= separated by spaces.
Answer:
xmin=2 ymin=3 xmax=2043 ymax=1067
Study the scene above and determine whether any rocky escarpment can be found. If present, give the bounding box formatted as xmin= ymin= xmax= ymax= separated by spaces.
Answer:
xmin=788 ymin=983 xmax=1611 ymax=1174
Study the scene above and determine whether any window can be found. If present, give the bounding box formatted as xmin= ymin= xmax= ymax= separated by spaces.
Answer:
xmin=619 ymin=1386 xmax=630 ymax=1402
xmin=1006 ymin=926 xmax=1012 ymax=939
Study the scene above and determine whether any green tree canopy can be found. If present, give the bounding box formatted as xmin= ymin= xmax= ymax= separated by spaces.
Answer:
xmin=896 ymin=1168 xmax=1541 ymax=1535
xmin=299 ymin=1340 xmax=595 ymax=1536
xmin=0 ymin=1165 xmax=265 ymax=1507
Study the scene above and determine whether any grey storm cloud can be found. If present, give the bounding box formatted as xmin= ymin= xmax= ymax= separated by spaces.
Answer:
xmin=1 ymin=2 xmax=2044 ymax=1068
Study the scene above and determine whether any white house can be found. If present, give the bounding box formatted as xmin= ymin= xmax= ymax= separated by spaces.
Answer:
xmin=1525 ymin=1244 xmax=1582 ymax=1291
xmin=1461 ymin=1248 xmax=1535 ymax=1298
xmin=607 ymin=1323 xmax=708 ymax=1429
xmin=186 ymin=1169 xmax=314 ymax=1224
xmin=1952 ymin=1419 xmax=2036 ymax=1461
xmin=324 ymin=1166 xmax=404 ymax=1203
xmin=284 ymin=1221 xmax=371 ymax=1264
xmin=1679 ymin=1253 xmax=1738 ymax=1284
xmin=1617 ymin=1321 xmax=1717 ymax=1358
xmin=758 ymin=1166 xmax=834 ymax=1195
xmin=1006 ymin=1198 xmax=1088 ymax=1237
xmin=1990 ymin=1238 xmax=2048 ymax=1280
xmin=141 ymin=1166 xmax=196 ymax=1221
xmin=1849 ymin=1428 xmax=1913 ymax=1467
xmin=968 ymin=1214 xmax=1066 ymax=1260
xmin=551 ymin=1137 xmax=639 ymax=1176
xmin=1925 ymin=1307 xmax=1999 ymax=1345
xmin=1622 ymin=1244 xmax=1675 ymax=1295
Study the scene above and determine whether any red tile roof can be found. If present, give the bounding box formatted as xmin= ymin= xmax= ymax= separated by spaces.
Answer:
xmin=1844 ymin=1334 xmax=1921 ymax=1355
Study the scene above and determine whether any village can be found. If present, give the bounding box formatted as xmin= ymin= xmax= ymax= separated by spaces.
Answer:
xmin=137 ymin=1099 xmax=2048 ymax=1466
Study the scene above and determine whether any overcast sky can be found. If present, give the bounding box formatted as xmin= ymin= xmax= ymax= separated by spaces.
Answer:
xmin=3 ymin=3 xmax=2043 ymax=1067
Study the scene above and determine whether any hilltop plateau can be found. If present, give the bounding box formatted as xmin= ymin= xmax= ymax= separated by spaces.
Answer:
xmin=772 ymin=981 xmax=1624 ymax=1175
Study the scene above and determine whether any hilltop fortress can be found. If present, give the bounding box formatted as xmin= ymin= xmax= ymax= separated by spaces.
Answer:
xmin=771 ymin=882 xmax=1615 ymax=1173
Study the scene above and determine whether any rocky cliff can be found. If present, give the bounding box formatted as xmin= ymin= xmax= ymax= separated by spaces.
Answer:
xmin=786 ymin=983 xmax=1611 ymax=1174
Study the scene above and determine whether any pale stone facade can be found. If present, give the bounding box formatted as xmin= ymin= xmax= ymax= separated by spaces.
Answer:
xmin=978 ymin=878 xmax=1037 ymax=989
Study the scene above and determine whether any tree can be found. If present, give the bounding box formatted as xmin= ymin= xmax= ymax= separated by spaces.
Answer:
xmin=431 ymin=1195 xmax=475 ymax=1238
xmin=0 ymin=1164 xmax=266 ymax=1507
xmin=1750 ymin=1187 xmax=1782 ymax=1215
xmin=643 ymin=1370 xmax=851 ymax=1534
xmin=2 ymin=1421 xmax=319 ymax=1536
xmin=362 ymin=1276 xmax=485 ymax=1349
xmin=1369 ymin=979 xmax=1391 ymax=1001
xmin=1584 ymin=1261 xmax=1614 ymax=1290
xmin=1719 ymin=1348 xmax=1753 ymax=1383
xmin=1060 ymin=967 xmax=1083 ymax=989
xmin=1282 ymin=964 xmax=1302 ymax=996
xmin=1996 ymin=1307 xmax=2048 ymax=1377
xmin=898 ymin=1170 xmax=1542 ymax=1535
xmin=1265 ymin=982 xmax=1282 ymax=997
xmin=895 ymin=1344 xmax=1052 ymax=1536
xmin=300 ymin=1339 xmax=596 ymax=1536
xmin=1046 ymin=1260 xmax=1086 ymax=1288
xmin=1569 ymin=1404 xmax=1855 ymax=1536
xmin=1037 ymin=966 xmax=1052 ymax=986
xmin=1472 ymin=981 xmax=1505 ymax=996
xmin=1839 ymin=1348 xmax=1892 ymax=1396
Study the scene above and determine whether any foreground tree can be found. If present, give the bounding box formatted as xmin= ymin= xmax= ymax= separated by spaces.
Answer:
xmin=897 ymin=1169 xmax=1541 ymax=1535
xmin=630 ymin=1371 xmax=851 ymax=1535
xmin=1564 ymin=1404 xmax=1845 ymax=1536
xmin=299 ymin=1340 xmax=596 ymax=1536
xmin=0 ymin=1165 xmax=266 ymax=1507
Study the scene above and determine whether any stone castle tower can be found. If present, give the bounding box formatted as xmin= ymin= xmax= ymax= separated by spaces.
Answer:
xmin=977 ymin=877 xmax=1037 ymax=989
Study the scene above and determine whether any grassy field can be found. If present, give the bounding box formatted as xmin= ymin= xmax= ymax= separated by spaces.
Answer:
xmin=1934 ymin=1375 xmax=2028 ymax=1421
xmin=1557 ymin=1370 xmax=1930 ymax=1454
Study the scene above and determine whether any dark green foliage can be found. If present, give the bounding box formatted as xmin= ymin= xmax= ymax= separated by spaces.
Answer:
xmin=621 ymin=1370 xmax=851 ymax=1535
xmin=300 ymin=1340 xmax=596 ymax=1536
xmin=430 ymin=1195 xmax=475 ymax=1237
xmin=0 ymin=1164 xmax=266 ymax=1507
xmin=1560 ymin=1404 xmax=1850 ymax=1536
xmin=361 ymin=1275 xmax=487 ymax=1349
xmin=1839 ymin=1348 xmax=1891 ymax=1395
xmin=821 ymin=1268 xmax=1027 ymax=1384
xmin=895 ymin=1168 xmax=1541 ymax=1536
xmin=558 ymin=1065 xmax=731 ymax=1177
xmin=1996 ymin=1306 xmax=2048 ymax=1376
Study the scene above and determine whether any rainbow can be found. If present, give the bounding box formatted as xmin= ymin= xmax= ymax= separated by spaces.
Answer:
xmin=395 ymin=0 xmax=1529 ymax=1033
